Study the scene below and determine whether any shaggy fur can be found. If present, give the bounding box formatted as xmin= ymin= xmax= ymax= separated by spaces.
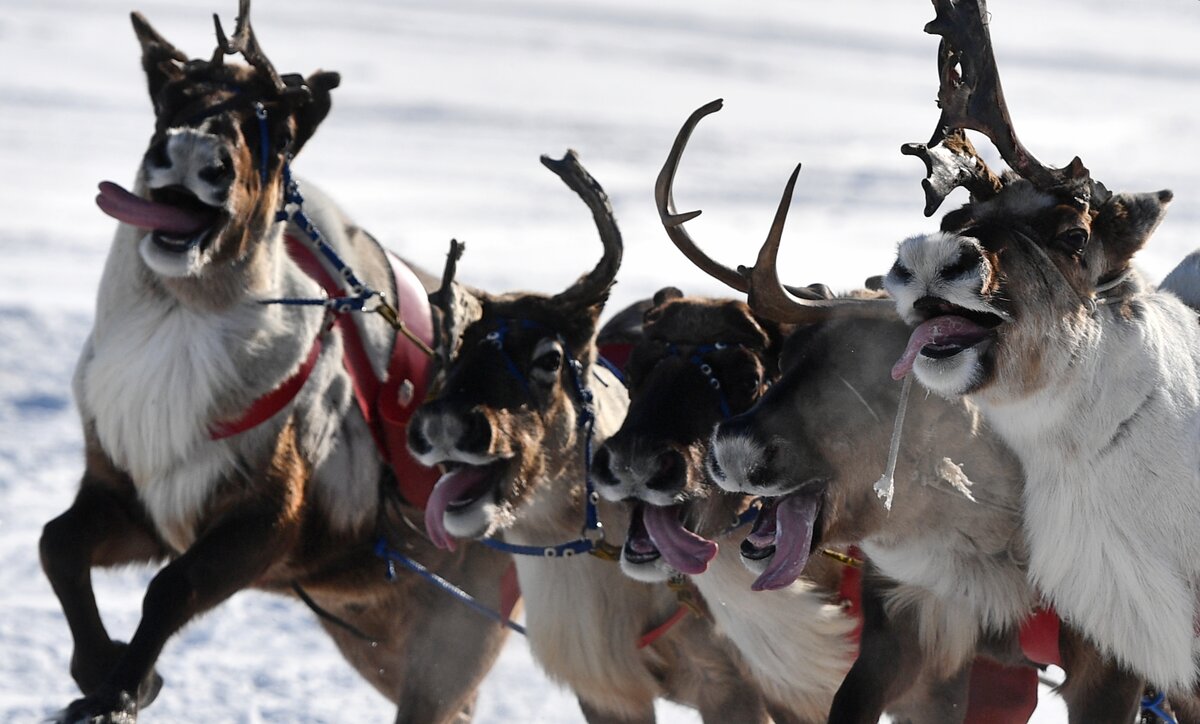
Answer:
xmin=710 ymin=313 xmax=1142 ymax=722
xmin=40 ymin=11 xmax=509 ymax=723
xmin=886 ymin=181 xmax=1200 ymax=693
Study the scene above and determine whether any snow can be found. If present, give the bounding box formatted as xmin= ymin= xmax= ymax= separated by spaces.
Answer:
xmin=2 ymin=0 xmax=1197 ymax=721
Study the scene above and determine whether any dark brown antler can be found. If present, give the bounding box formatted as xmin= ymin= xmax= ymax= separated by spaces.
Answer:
xmin=909 ymin=0 xmax=1108 ymax=214
xmin=542 ymin=150 xmax=624 ymax=311
xmin=431 ymin=239 xmax=469 ymax=366
xmin=741 ymin=165 xmax=895 ymax=325
xmin=212 ymin=0 xmax=297 ymax=97
xmin=655 ymin=99 xmax=753 ymax=294
xmin=655 ymin=101 xmax=888 ymax=324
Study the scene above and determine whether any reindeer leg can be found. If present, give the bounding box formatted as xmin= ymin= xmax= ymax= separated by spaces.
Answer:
xmin=40 ymin=451 xmax=168 ymax=706
xmin=828 ymin=574 xmax=931 ymax=724
xmin=577 ymin=698 xmax=656 ymax=724
xmin=1057 ymin=625 xmax=1142 ymax=724
xmin=56 ymin=480 xmax=296 ymax=722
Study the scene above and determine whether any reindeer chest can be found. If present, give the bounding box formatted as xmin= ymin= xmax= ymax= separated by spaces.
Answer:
xmin=512 ymin=552 xmax=670 ymax=693
xmin=80 ymin=300 xmax=270 ymax=547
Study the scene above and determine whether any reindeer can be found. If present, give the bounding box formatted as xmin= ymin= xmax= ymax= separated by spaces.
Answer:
xmin=591 ymin=287 xmax=860 ymax=724
xmin=883 ymin=0 xmax=1200 ymax=711
xmin=648 ymin=100 xmax=1143 ymax=722
xmin=408 ymin=151 xmax=781 ymax=723
xmin=38 ymin=4 xmax=511 ymax=722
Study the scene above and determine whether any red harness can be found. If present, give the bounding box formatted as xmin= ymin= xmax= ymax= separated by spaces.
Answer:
xmin=209 ymin=234 xmax=441 ymax=508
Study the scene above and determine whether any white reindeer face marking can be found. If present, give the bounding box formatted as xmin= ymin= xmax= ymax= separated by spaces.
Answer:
xmin=618 ymin=553 xmax=675 ymax=583
xmin=707 ymin=429 xmax=803 ymax=497
xmin=886 ymin=232 xmax=1008 ymax=397
xmin=137 ymin=125 xmax=233 ymax=277
xmin=888 ymin=183 xmax=1172 ymax=400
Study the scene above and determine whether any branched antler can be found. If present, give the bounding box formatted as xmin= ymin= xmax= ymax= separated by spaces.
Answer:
xmin=655 ymin=99 xmax=753 ymax=294
xmin=657 ymin=101 xmax=892 ymax=324
xmin=211 ymin=0 xmax=302 ymax=98
xmin=901 ymin=129 xmax=1002 ymax=217
xmin=908 ymin=0 xmax=1109 ymax=214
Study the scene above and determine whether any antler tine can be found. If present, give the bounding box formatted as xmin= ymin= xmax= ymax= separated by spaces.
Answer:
xmin=901 ymin=129 xmax=1002 ymax=216
xmin=432 ymin=239 xmax=466 ymax=365
xmin=742 ymin=165 xmax=895 ymax=325
xmin=542 ymin=150 xmax=624 ymax=311
xmin=212 ymin=0 xmax=289 ymax=94
xmin=925 ymin=0 xmax=1097 ymax=200
xmin=655 ymin=99 xmax=752 ymax=294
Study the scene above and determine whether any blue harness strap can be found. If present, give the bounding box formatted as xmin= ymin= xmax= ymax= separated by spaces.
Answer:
xmin=1141 ymin=690 xmax=1177 ymax=724
xmin=665 ymin=342 xmax=741 ymax=419
xmin=476 ymin=318 xmax=614 ymax=559
xmin=374 ymin=538 xmax=526 ymax=635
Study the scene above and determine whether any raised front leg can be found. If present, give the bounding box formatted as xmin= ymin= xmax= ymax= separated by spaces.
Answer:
xmin=40 ymin=449 xmax=167 ymax=705
xmin=55 ymin=470 xmax=299 ymax=722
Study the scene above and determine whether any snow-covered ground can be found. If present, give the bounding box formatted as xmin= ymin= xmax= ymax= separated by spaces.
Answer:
xmin=1 ymin=0 xmax=1197 ymax=721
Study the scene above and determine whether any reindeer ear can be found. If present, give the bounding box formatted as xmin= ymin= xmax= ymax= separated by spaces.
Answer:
xmin=131 ymin=12 xmax=186 ymax=103
xmin=291 ymin=70 xmax=340 ymax=155
xmin=1094 ymin=190 xmax=1173 ymax=272
xmin=652 ymin=286 xmax=684 ymax=306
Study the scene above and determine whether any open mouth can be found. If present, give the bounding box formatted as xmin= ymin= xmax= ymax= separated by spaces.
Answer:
xmin=623 ymin=503 xmax=663 ymax=566
xmin=640 ymin=502 xmax=717 ymax=575
xmin=891 ymin=301 xmax=1004 ymax=380
xmin=740 ymin=489 xmax=823 ymax=592
xmin=423 ymin=461 xmax=505 ymax=551
xmin=96 ymin=181 xmax=221 ymax=253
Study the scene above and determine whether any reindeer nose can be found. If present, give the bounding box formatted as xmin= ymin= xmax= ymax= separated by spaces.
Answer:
xmin=145 ymin=138 xmax=172 ymax=170
xmin=646 ymin=449 xmax=686 ymax=493
xmin=407 ymin=412 xmax=434 ymax=457
xmin=457 ymin=409 xmax=493 ymax=455
xmin=591 ymin=446 xmax=618 ymax=487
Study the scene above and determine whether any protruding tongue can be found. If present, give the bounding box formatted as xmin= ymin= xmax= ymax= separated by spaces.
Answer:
xmin=891 ymin=315 xmax=990 ymax=380
xmin=752 ymin=492 xmax=819 ymax=592
xmin=95 ymin=181 xmax=213 ymax=235
xmin=643 ymin=504 xmax=718 ymax=575
xmin=424 ymin=467 xmax=490 ymax=552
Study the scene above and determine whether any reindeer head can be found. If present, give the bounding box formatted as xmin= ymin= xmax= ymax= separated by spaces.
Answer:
xmin=592 ymin=288 xmax=786 ymax=582
xmin=644 ymin=100 xmax=898 ymax=590
xmin=97 ymin=0 xmax=339 ymax=300
xmin=602 ymin=100 xmax=893 ymax=588
xmin=886 ymin=0 xmax=1172 ymax=399
xmin=408 ymin=151 xmax=622 ymax=549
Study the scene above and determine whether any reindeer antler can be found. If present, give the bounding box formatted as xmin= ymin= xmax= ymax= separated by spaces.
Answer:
xmin=901 ymin=129 xmax=1002 ymax=217
xmin=542 ymin=150 xmax=624 ymax=311
xmin=910 ymin=0 xmax=1108 ymax=214
xmin=656 ymin=101 xmax=890 ymax=325
xmin=655 ymin=99 xmax=753 ymax=294
xmin=211 ymin=0 xmax=302 ymax=98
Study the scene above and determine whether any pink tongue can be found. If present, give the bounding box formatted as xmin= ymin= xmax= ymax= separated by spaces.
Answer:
xmin=424 ymin=467 xmax=490 ymax=552
xmin=752 ymin=493 xmax=819 ymax=592
xmin=891 ymin=315 xmax=989 ymax=380
xmin=95 ymin=181 xmax=213 ymax=235
xmin=643 ymin=505 xmax=718 ymax=575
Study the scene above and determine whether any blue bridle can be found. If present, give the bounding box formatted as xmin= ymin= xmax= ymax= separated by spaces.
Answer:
xmin=469 ymin=318 xmax=617 ymax=559
xmin=663 ymin=342 xmax=744 ymax=420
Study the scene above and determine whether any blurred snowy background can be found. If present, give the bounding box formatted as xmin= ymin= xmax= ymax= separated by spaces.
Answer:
xmin=1 ymin=0 xmax=1197 ymax=720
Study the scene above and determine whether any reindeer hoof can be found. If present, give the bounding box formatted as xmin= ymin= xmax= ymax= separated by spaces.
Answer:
xmin=56 ymin=689 xmax=137 ymax=724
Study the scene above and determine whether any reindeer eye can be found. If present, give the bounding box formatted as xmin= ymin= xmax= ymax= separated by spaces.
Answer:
xmin=1056 ymin=228 xmax=1089 ymax=255
xmin=533 ymin=350 xmax=562 ymax=373
xmin=888 ymin=260 xmax=913 ymax=283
